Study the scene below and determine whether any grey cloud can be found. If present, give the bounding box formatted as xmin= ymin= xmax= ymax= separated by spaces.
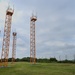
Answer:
xmin=0 ymin=0 xmax=75 ymax=59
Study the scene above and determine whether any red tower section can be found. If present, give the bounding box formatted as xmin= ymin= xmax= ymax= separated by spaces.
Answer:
xmin=12 ymin=32 xmax=17 ymax=64
xmin=1 ymin=7 xmax=14 ymax=67
xmin=30 ymin=14 xmax=37 ymax=64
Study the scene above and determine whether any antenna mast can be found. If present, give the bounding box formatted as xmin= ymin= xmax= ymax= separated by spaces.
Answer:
xmin=30 ymin=14 xmax=37 ymax=64
xmin=12 ymin=32 xmax=17 ymax=64
xmin=1 ymin=6 xmax=14 ymax=67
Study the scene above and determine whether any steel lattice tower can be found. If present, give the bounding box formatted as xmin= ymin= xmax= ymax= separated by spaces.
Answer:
xmin=12 ymin=32 xmax=17 ymax=63
xmin=1 ymin=7 xmax=14 ymax=67
xmin=30 ymin=14 xmax=37 ymax=64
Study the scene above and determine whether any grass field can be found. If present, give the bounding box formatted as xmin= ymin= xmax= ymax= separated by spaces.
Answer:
xmin=0 ymin=62 xmax=75 ymax=75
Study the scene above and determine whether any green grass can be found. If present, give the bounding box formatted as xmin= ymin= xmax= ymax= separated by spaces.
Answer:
xmin=0 ymin=62 xmax=75 ymax=75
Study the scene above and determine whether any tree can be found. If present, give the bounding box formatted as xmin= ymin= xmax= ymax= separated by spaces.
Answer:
xmin=49 ymin=58 xmax=57 ymax=62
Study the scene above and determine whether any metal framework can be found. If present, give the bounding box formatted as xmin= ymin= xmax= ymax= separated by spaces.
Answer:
xmin=12 ymin=32 xmax=17 ymax=63
xmin=1 ymin=7 xmax=14 ymax=67
xmin=30 ymin=14 xmax=37 ymax=64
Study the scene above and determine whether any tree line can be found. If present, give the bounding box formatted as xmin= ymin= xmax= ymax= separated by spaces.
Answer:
xmin=8 ymin=57 xmax=75 ymax=63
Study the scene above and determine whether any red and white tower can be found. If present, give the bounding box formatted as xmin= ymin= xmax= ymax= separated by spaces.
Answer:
xmin=12 ymin=32 xmax=17 ymax=63
xmin=1 ymin=6 xmax=14 ymax=67
xmin=30 ymin=14 xmax=37 ymax=64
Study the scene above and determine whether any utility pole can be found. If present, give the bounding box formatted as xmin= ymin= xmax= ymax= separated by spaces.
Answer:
xmin=74 ymin=54 xmax=75 ymax=62
xmin=59 ymin=55 xmax=61 ymax=61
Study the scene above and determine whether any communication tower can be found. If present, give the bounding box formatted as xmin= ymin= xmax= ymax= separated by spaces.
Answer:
xmin=1 ymin=6 xmax=14 ymax=67
xmin=30 ymin=14 xmax=37 ymax=64
xmin=12 ymin=32 xmax=17 ymax=63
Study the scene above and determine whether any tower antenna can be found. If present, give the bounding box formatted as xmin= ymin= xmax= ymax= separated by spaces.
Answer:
xmin=1 ymin=6 xmax=14 ymax=67
xmin=30 ymin=13 xmax=37 ymax=64
xmin=12 ymin=32 xmax=17 ymax=64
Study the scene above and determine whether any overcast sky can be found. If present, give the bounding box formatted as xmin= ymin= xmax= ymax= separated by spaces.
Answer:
xmin=0 ymin=0 xmax=75 ymax=60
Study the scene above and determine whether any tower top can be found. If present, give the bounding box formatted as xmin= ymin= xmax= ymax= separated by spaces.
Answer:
xmin=13 ymin=32 xmax=17 ymax=36
xmin=31 ymin=14 xmax=37 ymax=21
xmin=6 ymin=6 xmax=14 ymax=16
